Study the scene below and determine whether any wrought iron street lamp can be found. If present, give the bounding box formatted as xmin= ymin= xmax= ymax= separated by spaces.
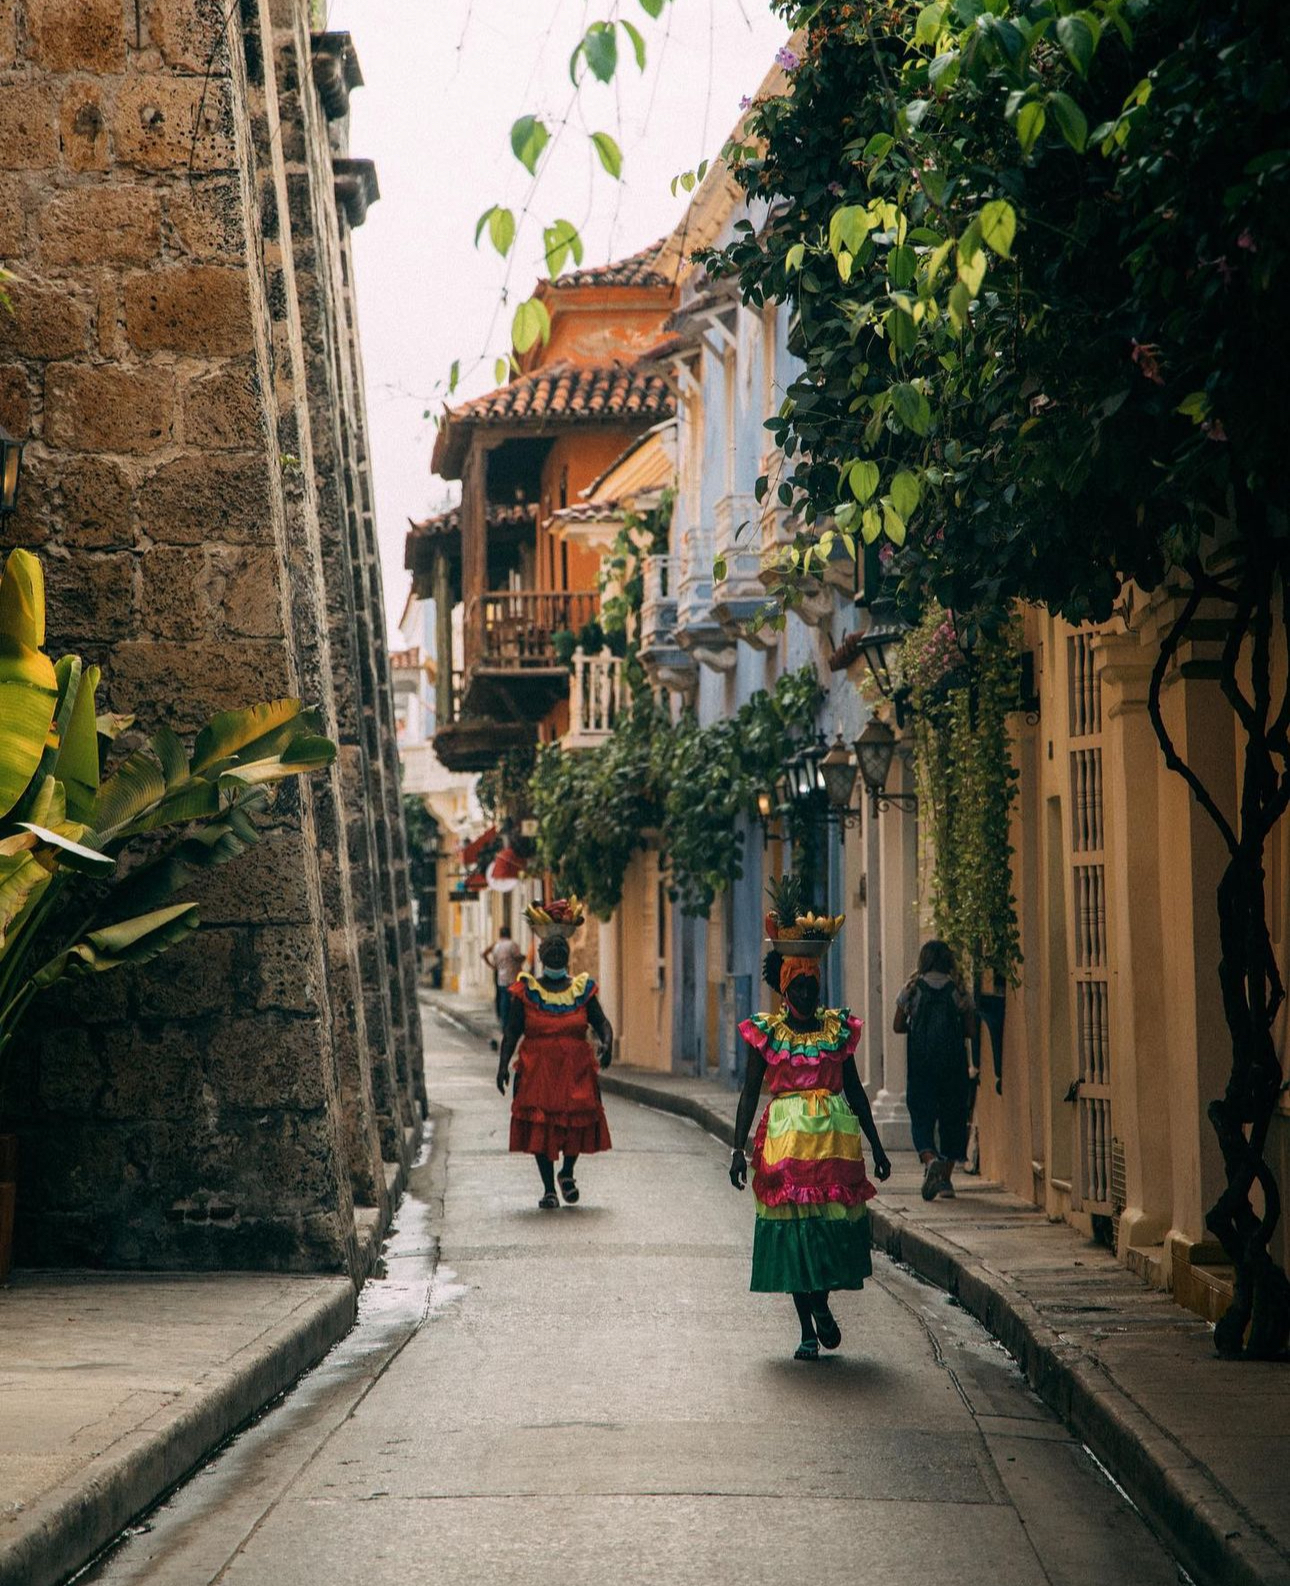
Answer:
xmin=854 ymin=597 xmax=913 ymax=728
xmin=0 ymin=425 xmax=25 ymax=520
xmin=854 ymin=718 xmax=918 ymax=816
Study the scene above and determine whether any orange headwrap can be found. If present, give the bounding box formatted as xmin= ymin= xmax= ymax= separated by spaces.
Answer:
xmin=779 ymin=956 xmax=819 ymax=995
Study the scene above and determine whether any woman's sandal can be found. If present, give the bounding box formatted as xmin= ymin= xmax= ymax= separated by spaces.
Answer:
xmin=537 ymin=1191 xmax=560 ymax=1210
xmin=557 ymin=1173 xmax=580 ymax=1205
xmin=793 ymin=1338 xmax=821 ymax=1362
xmin=812 ymin=1308 xmax=842 ymax=1351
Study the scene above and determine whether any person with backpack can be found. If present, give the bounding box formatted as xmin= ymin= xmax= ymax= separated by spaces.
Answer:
xmin=893 ymin=940 xmax=977 ymax=1201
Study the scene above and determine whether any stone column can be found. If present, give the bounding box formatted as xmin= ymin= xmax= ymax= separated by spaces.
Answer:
xmin=872 ymin=753 xmax=914 ymax=1149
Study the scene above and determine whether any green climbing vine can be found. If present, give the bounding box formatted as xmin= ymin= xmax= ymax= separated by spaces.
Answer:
xmin=528 ymin=665 xmax=823 ymax=919
xmin=901 ymin=605 xmax=1021 ymax=986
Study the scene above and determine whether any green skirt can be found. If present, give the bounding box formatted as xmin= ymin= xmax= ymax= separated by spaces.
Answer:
xmin=750 ymin=1201 xmax=872 ymax=1293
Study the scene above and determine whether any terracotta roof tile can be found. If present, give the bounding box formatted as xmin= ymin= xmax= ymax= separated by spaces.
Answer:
xmin=406 ymin=502 xmax=534 ymax=539
xmin=547 ymin=240 xmax=672 ymax=291
xmin=445 ymin=361 xmax=675 ymax=428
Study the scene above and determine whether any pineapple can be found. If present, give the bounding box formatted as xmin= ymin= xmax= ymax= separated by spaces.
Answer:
xmin=765 ymin=873 xmax=805 ymax=939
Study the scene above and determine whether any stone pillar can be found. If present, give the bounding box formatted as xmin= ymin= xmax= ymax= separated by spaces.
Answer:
xmin=1098 ymin=632 xmax=1174 ymax=1256
xmin=270 ymin=14 xmax=406 ymax=1166
xmin=872 ymin=753 xmax=914 ymax=1150
xmin=0 ymin=0 xmax=406 ymax=1273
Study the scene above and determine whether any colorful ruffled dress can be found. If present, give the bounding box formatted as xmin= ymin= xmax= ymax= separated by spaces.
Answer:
xmin=509 ymin=971 xmax=612 ymax=1158
xmin=738 ymin=1007 xmax=876 ymax=1292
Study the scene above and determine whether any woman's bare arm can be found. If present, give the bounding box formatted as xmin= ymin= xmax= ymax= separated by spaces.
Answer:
xmin=495 ymin=996 xmax=527 ymax=1092
xmin=841 ymin=1056 xmax=891 ymax=1179
xmin=585 ymin=995 xmax=614 ymax=1068
xmin=729 ymin=1048 xmax=767 ymax=1188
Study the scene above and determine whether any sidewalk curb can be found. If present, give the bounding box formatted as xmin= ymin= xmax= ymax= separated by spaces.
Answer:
xmin=0 ymin=1280 xmax=356 ymax=1586
xmin=597 ymin=1071 xmax=1290 ymax=1586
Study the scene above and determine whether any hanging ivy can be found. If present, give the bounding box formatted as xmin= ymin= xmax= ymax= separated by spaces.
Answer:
xmin=528 ymin=665 xmax=822 ymax=920
xmin=902 ymin=605 xmax=1022 ymax=987
xmin=476 ymin=742 xmax=537 ymax=821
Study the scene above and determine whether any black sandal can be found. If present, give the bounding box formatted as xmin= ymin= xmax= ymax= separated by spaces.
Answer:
xmin=537 ymin=1191 xmax=560 ymax=1210
xmin=557 ymin=1172 xmax=580 ymax=1204
xmin=812 ymin=1307 xmax=842 ymax=1350
xmin=793 ymin=1338 xmax=820 ymax=1362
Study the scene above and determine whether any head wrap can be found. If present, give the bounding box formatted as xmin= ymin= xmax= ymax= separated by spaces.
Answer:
xmin=779 ymin=956 xmax=820 ymax=996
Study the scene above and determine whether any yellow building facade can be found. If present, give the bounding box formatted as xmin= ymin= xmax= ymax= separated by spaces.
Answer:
xmin=963 ymin=595 xmax=1290 ymax=1322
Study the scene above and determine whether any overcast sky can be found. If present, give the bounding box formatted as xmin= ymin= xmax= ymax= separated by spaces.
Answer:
xmin=325 ymin=0 xmax=788 ymax=639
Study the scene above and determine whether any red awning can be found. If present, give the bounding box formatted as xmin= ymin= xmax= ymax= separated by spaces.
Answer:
xmin=460 ymin=825 xmax=498 ymax=866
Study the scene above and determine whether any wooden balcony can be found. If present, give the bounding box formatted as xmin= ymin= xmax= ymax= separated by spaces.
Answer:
xmin=459 ymin=589 xmax=599 ymax=721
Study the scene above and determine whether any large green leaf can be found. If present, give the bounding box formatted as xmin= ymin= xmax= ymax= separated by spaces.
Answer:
xmin=55 ymin=661 xmax=100 ymax=821
xmin=0 ymin=551 xmax=58 ymax=820
xmin=0 ymin=547 xmax=46 ymax=652
xmin=93 ymin=745 xmax=168 ymax=834
xmin=190 ymin=700 xmax=305 ymax=776
xmin=0 ymin=851 xmax=51 ymax=950
xmin=71 ymin=902 xmax=201 ymax=969
xmin=18 ymin=822 xmax=115 ymax=876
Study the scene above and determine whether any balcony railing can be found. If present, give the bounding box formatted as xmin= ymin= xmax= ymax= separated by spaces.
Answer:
xmin=466 ymin=589 xmax=599 ymax=670
xmin=562 ymin=648 xmax=625 ymax=750
xmin=641 ymin=555 xmax=678 ymax=650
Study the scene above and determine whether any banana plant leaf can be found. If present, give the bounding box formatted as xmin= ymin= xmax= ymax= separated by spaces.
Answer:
xmin=191 ymin=700 xmax=308 ymax=776
xmin=54 ymin=660 xmax=102 ymax=821
xmin=71 ymin=902 xmax=201 ymax=969
xmin=18 ymin=823 xmax=115 ymax=876
xmin=0 ymin=549 xmax=58 ymax=822
xmin=0 ymin=851 xmax=52 ymax=951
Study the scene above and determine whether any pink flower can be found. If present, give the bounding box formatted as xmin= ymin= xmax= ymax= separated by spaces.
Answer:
xmin=739 ymin=94 xmax=753 ymax=111
xmin=775 ymin=45 xmax=800 ymax=70
xmin=1203 ymin=419 xmax=1228 ymax=442
xmin=1130 ymin=339 xmax=1165 ymax=387
xmin=1237 ymin=229 xmax=1257 ymax=252
xmin=827 ymin=180 xmax=845 ymax=196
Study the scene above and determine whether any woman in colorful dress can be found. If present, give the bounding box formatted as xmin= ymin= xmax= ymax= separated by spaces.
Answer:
xmin=730 ymin=901 xmax=891 ymax=1360
xmin=496 ymin=897 xmax=613 ymax=1209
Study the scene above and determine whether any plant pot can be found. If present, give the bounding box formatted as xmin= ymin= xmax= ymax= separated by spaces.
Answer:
xmin=0 ymin=1134 xmax=15 ymax=1284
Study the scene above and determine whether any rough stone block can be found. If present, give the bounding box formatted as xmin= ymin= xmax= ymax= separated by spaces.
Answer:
xmin=182 ymin=360 xmax=264 ymax=450
xmin=60 ymin=82 xmax=110 ymax=173
xmin=0 ymin=275 xmax=90 ymax=359
xmin=0 ymin=86 xmax=60 ymax=169
xmin=100 ymin=1024 xmax=206 ymax=1119
xmin=36 ymin=1026 xmax=104 ymax=1115
xmin=131 ymin=929 xmax=237 ymax=1019
xmin=26 ymin=0 xmax=127 ymax=73
xmin=136 ymin=451 xmax=275 ymax=544
xmin=183 ymin=828 xmax=317 ymax=926
xmin=45 ymin=363 xmax=176 ymax=453
xmin=124 ymin=265 xmax=255 ymax=356
xmin=213 ymin=545 xmax=284 ymax=638
xmin=166 ymin=179 xmax=247 ymax=261
xmin=39 ymin=186 xmax=162 ymax=266
xmin=206 ymin=1014 xmax=330 ymax=1110
xmin=105 ymin=638 xmax=295 ymax=730
xmin=43 ymin=548 xmax=137 ymax=645
xmin=113 ymin=77 xmax=236 ymax=173
xmin=251 ymin=925 xmax=323 ymax=1012
xmin=139 ymin=545 xmax=215 ymax=639
xmin=0 ymin=365 xmax=31 ymax=436
xmin=0 ymin=176 xmax=29 ymax=257
xmin=57 ymin=454 xmax=135 ymax=548
xmin=145 ymin=0 xmax=230 ymax=74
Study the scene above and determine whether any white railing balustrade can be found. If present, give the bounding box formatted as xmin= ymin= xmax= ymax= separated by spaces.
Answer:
xmin=562 ymin=648 xmax=625 ymax=750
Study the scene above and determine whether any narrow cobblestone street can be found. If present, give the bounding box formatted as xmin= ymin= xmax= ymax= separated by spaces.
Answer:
xmin=84 ymin=1011 xmax=1180 ymax=1586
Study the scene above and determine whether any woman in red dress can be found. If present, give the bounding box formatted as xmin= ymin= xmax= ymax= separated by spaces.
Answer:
xmin=495 ymin=898 xmax=613 ymax=1209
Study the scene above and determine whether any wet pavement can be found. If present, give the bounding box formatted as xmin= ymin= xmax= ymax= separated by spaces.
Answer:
xmin=82 ymin=1011 xmax=1182 ymax=1586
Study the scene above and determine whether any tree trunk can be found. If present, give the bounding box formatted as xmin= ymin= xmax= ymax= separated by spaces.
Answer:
xmin=1147 ymin=544 xmax=1290 ymax=1360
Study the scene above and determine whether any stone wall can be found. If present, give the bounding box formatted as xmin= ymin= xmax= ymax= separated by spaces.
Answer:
xmin=0 ymin=0 xmax=422 ymax=1275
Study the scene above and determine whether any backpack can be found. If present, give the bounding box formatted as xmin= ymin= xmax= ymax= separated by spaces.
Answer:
xmin=908 ymin=980 xmax=963 ymax=1070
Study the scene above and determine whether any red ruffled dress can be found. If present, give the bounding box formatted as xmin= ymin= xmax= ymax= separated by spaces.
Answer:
xmin=508 ymin=971 xmax=612 ymax=1157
